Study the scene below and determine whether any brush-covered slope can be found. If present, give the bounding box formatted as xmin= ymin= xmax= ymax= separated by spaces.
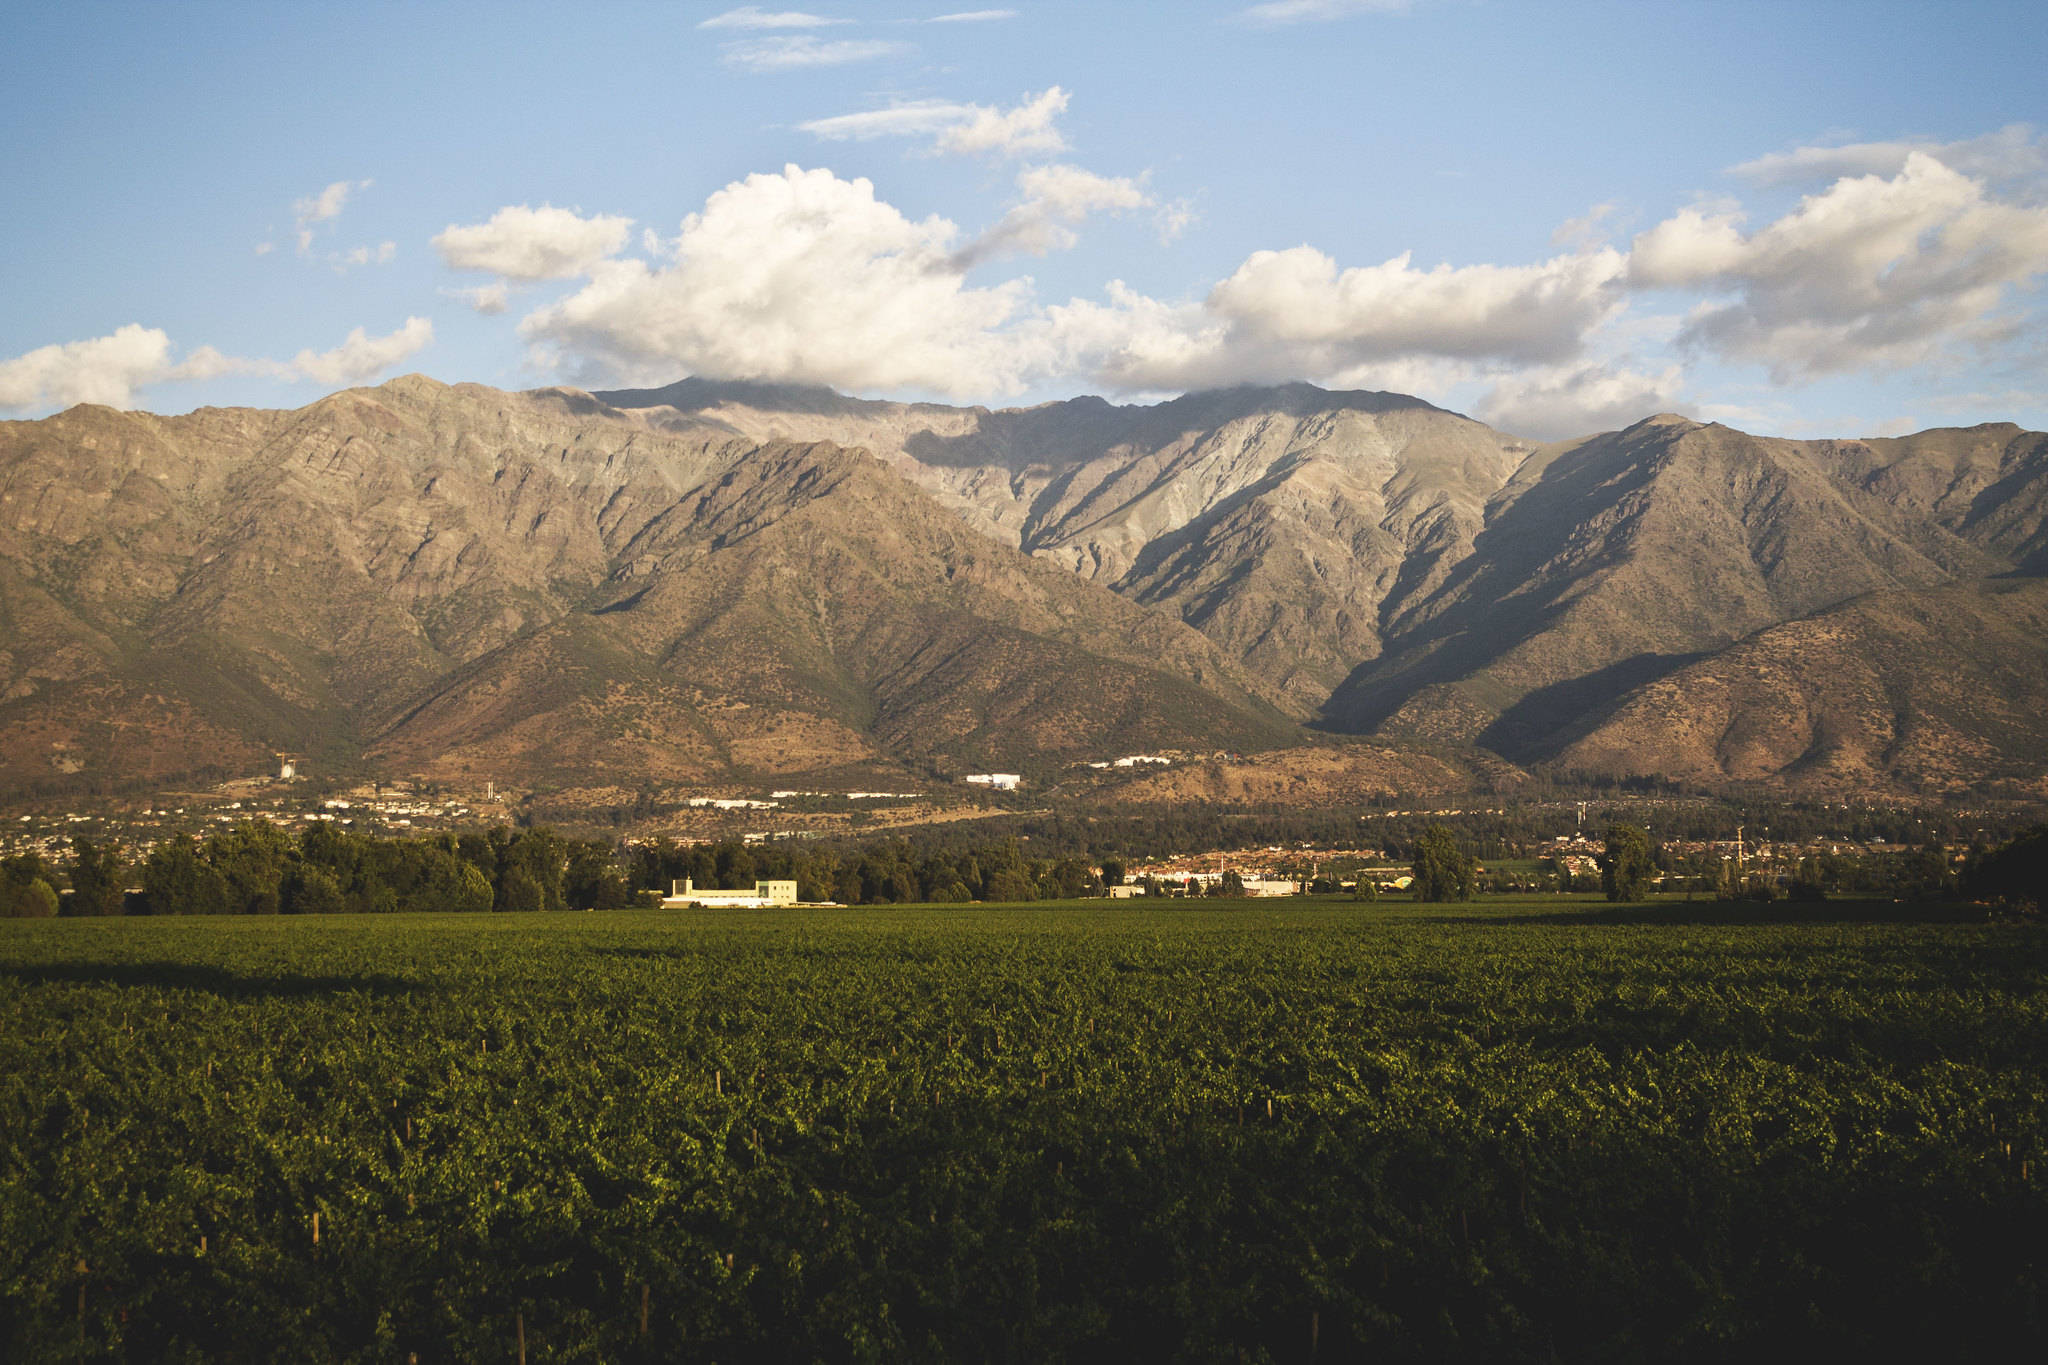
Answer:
xmin=1554 ymin=578 xmax=2048 ymax=795
xmin=0 ymin=377 xmax=1296 ymax=795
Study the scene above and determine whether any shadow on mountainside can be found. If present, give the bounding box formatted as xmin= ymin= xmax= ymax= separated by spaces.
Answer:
xmin=1320 ymin=426 xmax=1675 ymax=739
xmin=1474 ymin=650 xmax=1713 ymax=760
xmin=902 ymin=383 xmax=1450 ymax=472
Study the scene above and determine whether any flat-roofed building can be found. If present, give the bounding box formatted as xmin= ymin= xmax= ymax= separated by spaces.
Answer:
xmin=661 ymin=877 xmax=799 ymax=908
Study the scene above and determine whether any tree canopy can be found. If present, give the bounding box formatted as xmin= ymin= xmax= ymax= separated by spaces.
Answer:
xmin=1410 ymin=824 xmax=1476 ymax=902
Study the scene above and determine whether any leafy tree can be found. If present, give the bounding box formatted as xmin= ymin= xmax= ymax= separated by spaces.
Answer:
xmin=1 ymin=854 xmax=58 ymax=918
xmin=1599 ymin=822 xmax=1655 ymax=903
xmin=66 ymin=837 xmax=128 ymax=916
xmin=141 ymin=837 xmax=231 ymax=915
xmin=282 ymin=864 xmax=347 ymax=916
xmin=1099 ymin=858 xmax=1126 ymax=887
xmin=1214 ymin=870 xmax=1246 ymax=898
xmin=565 ymin=841 xmax=632 ymax=910
xmin=1969 ymin=824 xmax=2046 ymax=913
xmin=207 ymin=821 xmax=293 ymax=914
xmin=983 ymin=868 xmax=1037 ymax=903
xmin=498 ymin=867 xmax=545 ymax=914
xmin=1352 ymin=874 xmax=1379 ymax=902
xmin=1042 ymin=856 xmax=1094 ymax=900
xmin=1410 ymin=824 xmax=1476 ymax=902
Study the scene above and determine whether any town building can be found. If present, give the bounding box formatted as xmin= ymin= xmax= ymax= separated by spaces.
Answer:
xmin=661 ymin=878 xmax=799 ymax=908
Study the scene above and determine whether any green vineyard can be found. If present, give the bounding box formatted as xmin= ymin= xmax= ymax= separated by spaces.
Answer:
xmin=2 ymin=900 xmax=2043 ymax=1360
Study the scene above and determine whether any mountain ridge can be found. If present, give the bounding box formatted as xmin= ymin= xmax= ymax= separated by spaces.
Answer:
xmin=4 ymin=374 xmax=2046 ymax=800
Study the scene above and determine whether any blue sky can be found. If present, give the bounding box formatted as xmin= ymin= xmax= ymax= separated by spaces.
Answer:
xmin=3 ymin=0 xmax=2045 ymax=438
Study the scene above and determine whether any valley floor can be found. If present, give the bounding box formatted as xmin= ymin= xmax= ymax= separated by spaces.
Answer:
xmin=3 ymin=901 xmax=2043 ymax=1359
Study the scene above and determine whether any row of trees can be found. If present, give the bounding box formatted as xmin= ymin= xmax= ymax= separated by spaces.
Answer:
xmin=1 ymin=825 xmax=632 ymax=917
xmin=5 ymin=820 xmax=2041 ymax=916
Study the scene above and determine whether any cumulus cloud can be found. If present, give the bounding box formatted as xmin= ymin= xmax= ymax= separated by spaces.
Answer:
xmin=519 ymin=165 xmax=1032 ymax=395
xmin=1630 ymin=152 xmax=2048 ymax=379
xmin=1202 ymin=243 xmax=1625 ymax=363
xmin=1035 ymin=242 xmax=1628 ymax=395
xmin=0 ymin=325 xmax=177 ymax=410
xmin=513 ymin=164 xmax=1633 ymax=401
xmin=433 ymin=205 xmax=634 ymax=280
xmin=1474 ymin=363 xmax=1689 ymax=440
xmin=0 ymin=320 xmax=423 ymax=411
xmin=928 ymin=9 xmax=1016 ymax=20
xmin=291 ymin=317 xmax=434 ymax=387
xmin=294 ymin=178 xmax=370 ymax=253
xmin=698 ymin=7 xmax=844 ymax=28
xmin=802 ymin=86 xmax=1068 ymax=158
xmin=1239 ymin=0 xmax=1411 ymax=24
xmin=720 ymin=35 xmax=907 ymax=70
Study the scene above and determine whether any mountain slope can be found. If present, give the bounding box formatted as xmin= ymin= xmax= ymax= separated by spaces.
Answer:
xmin=599 ymin=380 xmax=1529 ymax=715
xmin=1553 ymin=578 xmax=2048 ymax=795
xmin=0 ymin=378 xmax=1296 ymax=795
xmin=1320 ymin=413 xmax=2017 ymax=755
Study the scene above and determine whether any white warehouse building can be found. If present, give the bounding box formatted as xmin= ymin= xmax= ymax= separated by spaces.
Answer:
xmin=661 ymin=878 xmax=799 ymax=908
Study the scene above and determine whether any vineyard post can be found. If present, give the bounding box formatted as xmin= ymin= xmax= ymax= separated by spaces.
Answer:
xmin=640 ymin=1283 xmax=650 ymax=1337
xmin=1310 ymin=1309 xmax=1319 ymax=1361
xmin=516 ymin=1311 xmax=526 ymax=1365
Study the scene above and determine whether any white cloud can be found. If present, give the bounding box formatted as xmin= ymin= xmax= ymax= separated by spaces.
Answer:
xmin=935 ymin=86 xmax=1068 ymax=157
xmin=1730 ymin=124 xmax=2047 ymax=200
xmin=0 ymin=317 xmax=435 ymax=412
xmin=798 ymin=99 xmax=977 ymax=142
xmin=254 ymin=241 xmax=275 ymax=256
xmin=433 ymin=204 xmax=634 ymax=280
xmin=519 ymin=165 xmax=1033 ymax=395
xmin=514 ymin=164 xmax=1638 ymax=402
xmin=929 ymin=9 xmax=1016 ymax=20
xmin=293 ymin=178 xmax=370 ymax=253
xmin=1155 ymin=198 xmax=1196 ymax=242
xmin=802 ymin=86 xmax=1068 ymax=158
xmin=0 ymin=325 xmax=176 ymax=410
xmin=720 ymin=35 xmax=908 ymax=70
xmin=1551 ymin=202 xmax=1617 ymax=250
xmin=1474 ymin=363 xmax=1689 ymax=441
xmin=338 ymin=241 xmax=398 ymax=270
xmin=1630 ymin=152 xmax=2048 ymax=379
xmin=954 ymin=163 xmax=1152 ymax=268
xmin=1201 ymin=243 xmax=1627 ymax=364
xmin=1238 ymin=0 xmax=1411 ymax=24
xmin=444 ymin=283 xmax=511 ymax=315
xmin=698 ymin=7 xmax=845 ymax=29
xmin=291 ymin=317 xmax=435 ymax=387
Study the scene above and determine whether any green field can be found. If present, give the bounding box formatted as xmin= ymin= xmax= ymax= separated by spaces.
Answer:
xmin=3 ymin=899 xmax=2044 ymax=1361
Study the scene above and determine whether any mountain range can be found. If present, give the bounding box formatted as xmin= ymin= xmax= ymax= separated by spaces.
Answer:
xmin=3 ymin=374 xmax=2044 ymax=802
